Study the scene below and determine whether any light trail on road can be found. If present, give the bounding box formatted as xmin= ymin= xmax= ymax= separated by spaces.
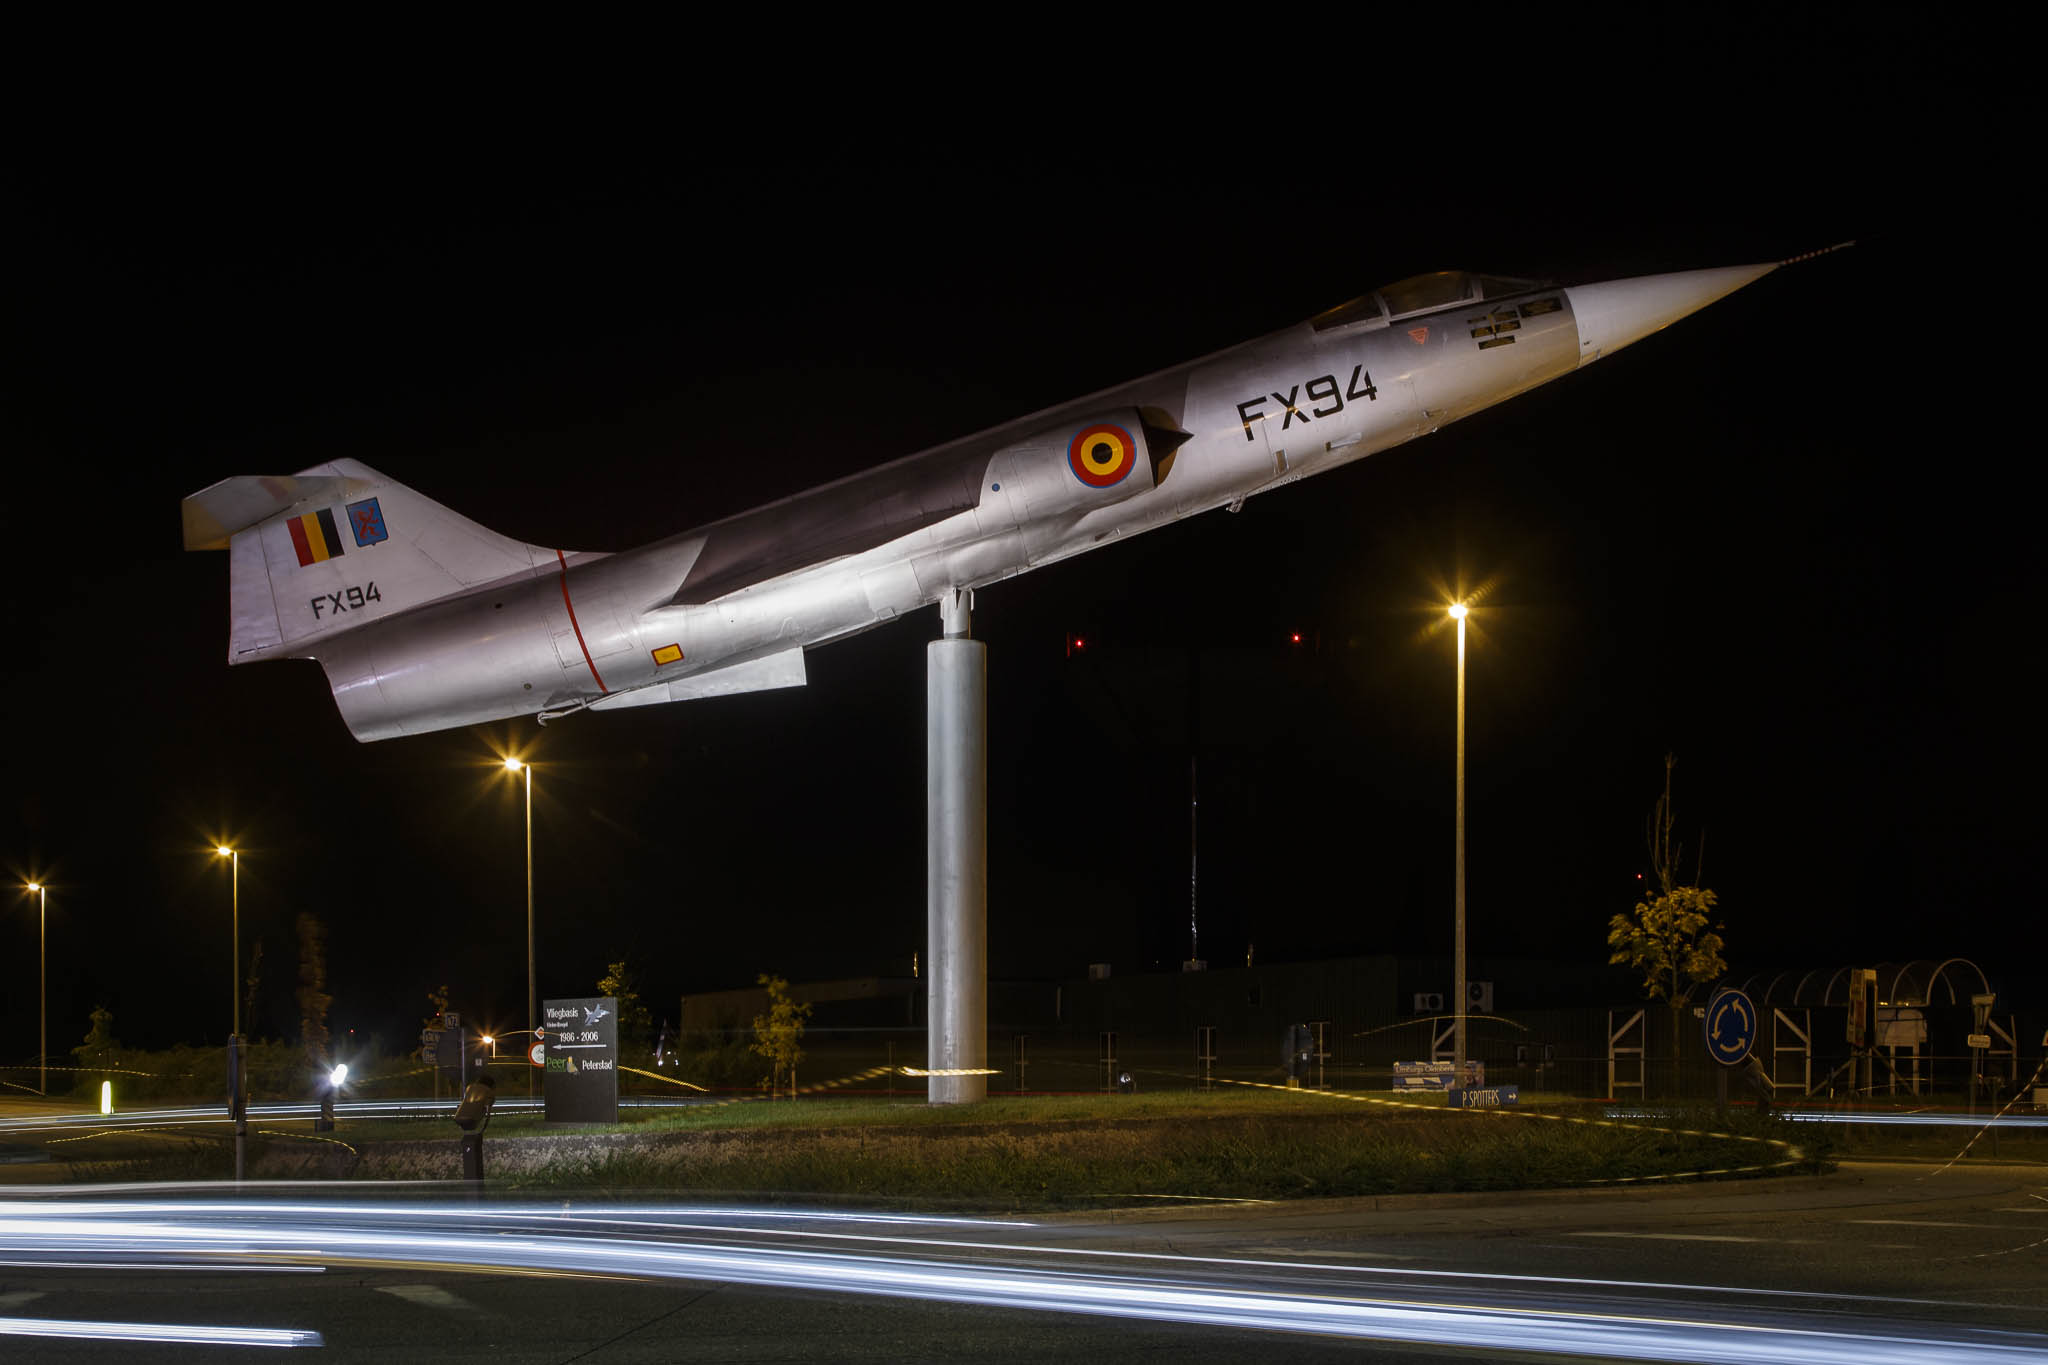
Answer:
xmin=1599 ymin=1106 xmax=2048 ymax=1129
xmin=0 ymin=1095 xmax=714 ymax=1137
xmin=3 ymin=1193 xmax=2045 ymax=1362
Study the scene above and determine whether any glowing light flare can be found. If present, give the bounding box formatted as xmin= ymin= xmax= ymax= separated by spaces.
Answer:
xmin=1448 ymin=602 xmax=1468 ymax=621
xmin=329 ymin=1064 xmax=348 ymax=1087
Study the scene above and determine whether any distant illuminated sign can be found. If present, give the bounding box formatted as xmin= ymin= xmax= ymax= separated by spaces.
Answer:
xmin=542 ymin=996 xmax=618 ymax=1124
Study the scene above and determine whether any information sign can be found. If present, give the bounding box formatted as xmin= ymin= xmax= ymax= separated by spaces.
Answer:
xmin=1392 ymin=1060 xmax=1483 ymax=1091
xmin=542 ymin=996 xmax=619 ymax=1124
xmin=1967 ymin=1033 xmax=1992 ymax=1050
xmin=1447 ymin=1085 xmax=1519 ymax=1108
xmin=1703 ymin=988 xmax=1758 ymax=1067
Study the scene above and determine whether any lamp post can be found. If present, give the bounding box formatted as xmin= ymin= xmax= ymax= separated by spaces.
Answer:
xmin=24 ymin=883 xmax=45 ymax=1097
xmin=215 ymin=845 xmax=245 ymax=1182
xmin=1448 ymin=602 xmax=1468 ymax=1089
xmin=216 ymin=846 xmax=239 ymax=1040
xmin=504 ymin=758 xmax=534 ymax=1100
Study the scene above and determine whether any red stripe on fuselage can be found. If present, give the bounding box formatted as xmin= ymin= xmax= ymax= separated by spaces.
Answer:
xmin=556 ymin=549 xmax=608 ymax=693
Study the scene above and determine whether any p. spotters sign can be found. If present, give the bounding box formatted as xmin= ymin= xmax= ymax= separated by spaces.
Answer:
xmin=541 ymin=996 xmax=618 ymax=1124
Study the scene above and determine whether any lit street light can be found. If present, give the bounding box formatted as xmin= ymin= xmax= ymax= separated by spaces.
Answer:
xmin=23 ymin=882 xmax=46 ymax=1096
xmin=1448 ymin=602 xmax=1468 ymax=1090
xmin=215 ymin=844 xmax=246 ymax=1181
xmin=503 ymin=757 xmax=535 ymax=1099
xmin=215 ymin=846 xmax=239 ymax=1040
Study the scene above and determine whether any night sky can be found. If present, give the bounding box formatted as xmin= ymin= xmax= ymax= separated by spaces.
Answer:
xmin=5 ymin=62 xmax=2032 ymax=1056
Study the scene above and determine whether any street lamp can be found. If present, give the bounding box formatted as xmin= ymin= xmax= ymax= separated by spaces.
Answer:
xmin=1447 ymin=602 xmax=1468 ymax=1089
xmin=24 ymin=882 xmax=45 ymax=1096
xmin=503 ymin=757 xmax=535 ymax=1099
xmin=215 ymin=846 xmax=239 ymax=1040
xmin=215 ymin=844 xmax=247 ymax=1181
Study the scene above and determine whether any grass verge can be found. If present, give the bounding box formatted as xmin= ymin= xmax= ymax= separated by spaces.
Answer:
xmin=38 ymin=1093 xmax=1815 ymax=1209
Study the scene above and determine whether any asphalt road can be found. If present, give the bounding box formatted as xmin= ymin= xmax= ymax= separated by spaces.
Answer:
xmin=3 ymin=1160 xmax=2045 ymax=1362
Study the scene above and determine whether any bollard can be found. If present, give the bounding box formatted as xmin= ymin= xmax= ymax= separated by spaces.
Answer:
xmin=453 ymin=1071 xmax=498 ymax=1193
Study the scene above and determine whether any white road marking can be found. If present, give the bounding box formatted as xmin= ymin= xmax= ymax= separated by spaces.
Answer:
xmin=1567 ymin=1232 xmax=1777 ymax=1243
xmin=1847 ymin=1219 xmax=1996 ymax=1229
xmin=1233 ymin=1246 xmax=1417 ymax=1261
xmin=375 ymin=1284 xmax=484 ymax=1314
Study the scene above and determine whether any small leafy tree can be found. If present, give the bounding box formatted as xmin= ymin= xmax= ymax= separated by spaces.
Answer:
xmin=749 ymin=974 xmax=812 ymax=1099
xmin=1607 ymin=755 xmax=1726 ymax=1093
xmin=1608 ymin=886 xmax=1726 ymax=1010
xmin=73 ymin=1005 xmax=120 ymax=1068
xmin=596 ymin=959 xmax=654 ymax=1057
xmin=422 ymin=983 xmax=451 ymax=1030
xmin=297 ymin=913 xmax=332 ymax=1070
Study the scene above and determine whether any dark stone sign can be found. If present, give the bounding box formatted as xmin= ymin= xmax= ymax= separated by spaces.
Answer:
xmin=541 ymin=995 xmax=619 ymax=1124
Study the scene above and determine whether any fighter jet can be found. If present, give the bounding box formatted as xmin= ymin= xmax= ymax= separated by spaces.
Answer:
xmin=184 ymin=254 xmax=1833 ymax=742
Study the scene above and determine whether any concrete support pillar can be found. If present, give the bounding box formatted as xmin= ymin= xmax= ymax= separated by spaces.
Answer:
xmin=927 ymin=589 xmax=986 ymax=1104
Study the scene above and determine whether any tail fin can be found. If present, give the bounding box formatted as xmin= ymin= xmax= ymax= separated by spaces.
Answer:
xmin=182 ymin=459 xmax=555 ymax=662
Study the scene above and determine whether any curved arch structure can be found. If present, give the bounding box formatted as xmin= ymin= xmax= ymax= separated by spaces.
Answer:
xmin=1742 ymin=959 xmax=1991 ymax=1006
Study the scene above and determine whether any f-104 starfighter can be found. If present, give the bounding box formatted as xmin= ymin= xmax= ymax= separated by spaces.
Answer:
xmin=184 ymin=256 xmax=1821 ymax=741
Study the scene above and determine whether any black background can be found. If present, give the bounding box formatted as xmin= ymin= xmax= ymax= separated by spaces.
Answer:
xmin=4 ymin=37 xmax=2033 ymax=1058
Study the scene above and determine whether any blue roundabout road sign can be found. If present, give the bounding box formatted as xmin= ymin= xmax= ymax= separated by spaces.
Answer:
xmin=1703 ymin=988 xmax=1758 ymax=1067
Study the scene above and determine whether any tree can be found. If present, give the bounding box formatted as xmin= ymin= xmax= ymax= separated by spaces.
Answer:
xmin=1608 ymin=885 xmax=1726 ymax=1010
xmin=297 ymin=913 xmax=332 ymax=1070
xmin=422 ymin=983 xmax=450 ymax=1030
xmin=596 ymin=959 xmax=653 ymax=1055
xmin=1607 ymin=755 xmax=1726 ymax=1094
xmin=749 ymin=974 xmax=812 ymax=1099
xmin=73 ymin=1005 xmax=120 ymax=1069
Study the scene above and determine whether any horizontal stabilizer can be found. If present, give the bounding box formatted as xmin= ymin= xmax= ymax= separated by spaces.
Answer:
xmin=587 ymin=648 xmax=807 ymax=712
xmin=182 ymin=474 xmax=370 ymax=551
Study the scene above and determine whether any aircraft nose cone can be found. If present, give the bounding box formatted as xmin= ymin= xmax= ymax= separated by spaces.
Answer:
xmin=1565 ymin=263 xmax=1777 ymax=368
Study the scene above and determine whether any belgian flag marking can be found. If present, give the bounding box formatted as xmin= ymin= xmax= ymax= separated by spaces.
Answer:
xmin=1067 ymin=422 xmax=1138 ymax=489
xmin=287 ymin=508 xmax=347 ymax=567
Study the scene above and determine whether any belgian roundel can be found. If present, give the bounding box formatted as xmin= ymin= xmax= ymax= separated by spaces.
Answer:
xmin=1067 ymin=423 xmax=1138 ymax=489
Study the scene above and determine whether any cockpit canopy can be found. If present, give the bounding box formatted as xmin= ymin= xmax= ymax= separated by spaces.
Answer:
xmin=1310 ymin=271 xmax=1551 ymax=332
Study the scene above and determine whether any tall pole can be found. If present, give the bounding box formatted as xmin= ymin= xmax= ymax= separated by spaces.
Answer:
xmin=524 ymin=761 xmax=534 ymax=1101
xmin=1451 ymin=604 xmax=1468 ymax=1087
xmin=217 ymin=846 xmax=244 ymax=1183
xmin=507 ymin=757 xmax=536 ymax=1101
xmin=224 ymin=850 xmax=239 ymax=1041
xmin=927 ymin=588 xmax=987 ymax=1104
xmin=27 ymin=884 xmax=46 ymax=1097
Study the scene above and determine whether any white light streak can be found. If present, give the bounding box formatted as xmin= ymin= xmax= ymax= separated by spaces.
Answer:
xmin=2 ymin=1197 xmax=2044 ymax=1362
xmin=0 ymin=1315 xmax=322 ymax=1347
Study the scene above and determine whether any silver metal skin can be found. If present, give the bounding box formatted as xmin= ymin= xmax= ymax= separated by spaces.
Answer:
xmin=927 ymin=589 xmax=987 ymax=1104
xmin=183 ymin=262 xmax=1779 ymax=742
